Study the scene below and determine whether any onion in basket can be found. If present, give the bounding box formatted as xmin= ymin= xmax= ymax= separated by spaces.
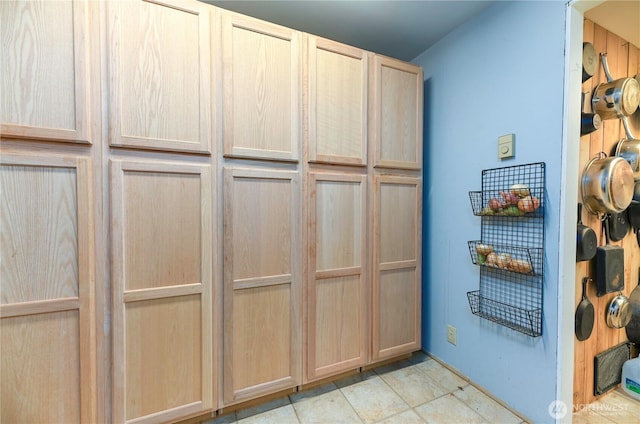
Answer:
xmin=510 ymin=184 xmax=531 ymax=198
xmin=476 ymin=244 xmax=494 ymax=256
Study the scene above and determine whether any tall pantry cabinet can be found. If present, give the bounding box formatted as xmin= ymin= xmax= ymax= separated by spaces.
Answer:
xmin=304 ymin=38 xmax=423 ymax=378
xmin=304 ymin=36 xmax=369 ymax=381
xmin=1 ymin=1 xmax=98 ymax=423
xmin=1 ymin=0 xmax=423 ymax=422
xmin=219 ymin=11 xmax=303 ymax=405
xmin=370 ymin=56 xmax=423 ymax=360
xmin=106 ymin=0 xmax=215 ymax=422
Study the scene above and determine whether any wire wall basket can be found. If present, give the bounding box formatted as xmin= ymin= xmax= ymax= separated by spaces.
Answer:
xmin=467 ymin=162 xmax=545 ymax=337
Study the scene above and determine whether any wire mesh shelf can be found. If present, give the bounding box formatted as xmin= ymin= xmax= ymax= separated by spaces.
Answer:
xmin=467 ymin=162 xmax=545 ymax=337
xmin=467 ymin=291 xmax=542 ymax=337
xmin=467 ymin=241 xmax=541 ymax=275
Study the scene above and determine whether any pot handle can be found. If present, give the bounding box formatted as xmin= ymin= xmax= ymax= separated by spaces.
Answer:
xmin=622 ymin=116 xmax=637 ymax=140
xmin=601 ymin=53 xmax=614 ymax=83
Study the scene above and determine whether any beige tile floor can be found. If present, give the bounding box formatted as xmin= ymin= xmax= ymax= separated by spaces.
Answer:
xmin=572 ymin=389 xmax=640 ymax=424
xmin=205 ymin=352 xmax=528 ymax=424
xmin=205 ymin=351 xmax=640 ymax=424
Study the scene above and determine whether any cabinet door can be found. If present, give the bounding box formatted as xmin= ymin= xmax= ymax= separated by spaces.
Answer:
xmin=1 ymin=0 xmax=91 ymax=143
xmin=0 ymin=154 xmax=95 ymax=423
xmin=223 ymin=168 xmax=301 ymax=404
xmin=306 ymin=36 xmax=367 ymax=165
xmin=307 ymin=173 xmax=367 ymax=381
xmin=221 ymin=12 xmax=301 ymax=162
xmin=110 ymin=160 xmax=213 ymax=423
xmin=107 ymin=0 xmax=212 ymax=153
xmin=372 ymin=175 xmax=421 ymax=360
xmin=370 ymin=56 xmax=423 ymax=170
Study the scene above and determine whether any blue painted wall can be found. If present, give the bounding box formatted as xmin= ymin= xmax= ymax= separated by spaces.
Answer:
xmin=413 ymin=1 xmax=567 ymax=422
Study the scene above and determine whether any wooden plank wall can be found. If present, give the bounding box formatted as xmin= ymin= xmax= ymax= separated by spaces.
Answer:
xmin=574 ymin=19 xmax=640 ymax=406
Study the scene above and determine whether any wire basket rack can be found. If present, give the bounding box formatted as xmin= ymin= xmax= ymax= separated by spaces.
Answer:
xmin=467 ymin=291 xmax=542 ymax=337
xmin=467 ymin=162 xmax=545 ymax=337
xmin=467 ymin=241 xmax=542 ymax=276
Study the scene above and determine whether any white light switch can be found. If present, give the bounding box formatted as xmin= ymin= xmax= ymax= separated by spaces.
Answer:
xmin=498 ymin=133 xmax=515 ymax=159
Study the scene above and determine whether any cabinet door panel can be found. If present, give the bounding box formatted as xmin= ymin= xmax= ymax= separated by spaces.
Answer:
xmin=378 ymin=268 xmax=418 ymax=351
xmin=232 ymin=285 xmax=292 ymax=390
xmin=372 ymin=175 xmax=421 ymax=360
xmin=223 ymin=168 xmax=301 ymax=404
xmin=1 ymin=311 xmax=80 ymax=423
xmin=370 ymin=56 xmax=423 ymax=170
xmin=222 ymin=12 xmax=300 ymax=161
xmin=0 ymin=155 xmax=94 ymax=423
xmin=122 ymin=171 xmax=202 ymax=291
xmin=111 ymin=160 xmax=213 ymax=423
xmin=125 ymin=295 xmax=202 ymax=421
xmin=107 ymin=0 xmax=211 ymax=153
xmin=307 ymin=37 xmax=367 ymax=165
xmin=314 ymin=275 xmax=362 ymax=369
xmin=1 ymin=0 xmax=90 ymax=143
xmin=307 ymin=173 xmax=367 ymax=380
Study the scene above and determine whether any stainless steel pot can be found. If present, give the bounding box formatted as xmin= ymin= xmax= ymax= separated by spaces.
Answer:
xmin=592 ymin=53 xmax=640 ymax=120
xmin=615 ymin=138 xmax=640 ymax=179
xmin=606 ymin=291 xmax=631 ymax=329
xmin=615 ymin=118 xmax=640 ymax=180
xmin=582 ymin=152 xmax=634 ymax=215
xmin=592 ymin=77 xmax=640 ymax=120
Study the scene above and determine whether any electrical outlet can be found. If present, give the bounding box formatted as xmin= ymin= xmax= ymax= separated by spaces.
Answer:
xmin=447 ymin=325 xmax=457 ymax=345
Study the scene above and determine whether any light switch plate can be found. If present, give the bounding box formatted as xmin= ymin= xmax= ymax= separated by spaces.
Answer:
xmin=498 ymin=133 xmax=515 ymax=159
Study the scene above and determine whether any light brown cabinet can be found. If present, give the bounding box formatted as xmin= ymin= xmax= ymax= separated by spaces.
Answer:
xmin=306 ymin=172 xmax=368 ymax=381
xmin=0 ymin=153 xmax=96 ymax=423
xmin=222 ymin=168 xmax=301 ymax=404
xmin=370 ymin=56 xmax=423 ymax=170
xmin=110 ymin=159 xmax=214 ymax=423
xmin=371 ymin=174 xmax=422 ymax=360
xmin=106 ymin=0 xmax=213 ymax=153
xmin=305 ymin=36 xmax=368 ymax=165
xmin=221 ymin=11 xmax=301 ymax=162
xmin=0 ymin=0 xmax=92 ymax=143
xmin=1 ymin=0 xmax=423 ymax=420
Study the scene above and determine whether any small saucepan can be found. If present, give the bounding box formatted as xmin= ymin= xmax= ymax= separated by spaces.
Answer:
xmin=614 ymin=117 xmax=640 ymax=181
xmin=606 ymin=291 xmax=632 ymax=329
xmin=592 ymin=53 xmax=640 ymax=120
xmin=592 ymin=77 xmax=640 ymax=120
xmin=581 ymin=152 xmax=634 ymax=215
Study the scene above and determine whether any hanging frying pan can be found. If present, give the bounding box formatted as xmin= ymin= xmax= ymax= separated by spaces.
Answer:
xmin=582 ymin=42 xmax=598 ymax=82
xmin=596 ymin=215 xmax=625 ymax=297
xmin=609 ymin=209 xmax=630 ymax=242
xmin=576 ymin=277 xmax=595 ymax=341
xmin=606 ymin=291 xmax=631 ymax=329
xmin=581 ymin=91 xmax=601 ymax=136
xmin=581 ymin=112 xmax=602 ymax=136
xmin=577 ymin=203 xmax=597 ymax=262
xmin=626 ymin=272 xmax=640 ymax=344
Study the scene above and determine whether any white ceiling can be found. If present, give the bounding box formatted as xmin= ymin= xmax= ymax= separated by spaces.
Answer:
xmin=585 ymin=0 xmax=640 ymax=49
xmin=205 ymin=0 xmax=495 ymax=61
